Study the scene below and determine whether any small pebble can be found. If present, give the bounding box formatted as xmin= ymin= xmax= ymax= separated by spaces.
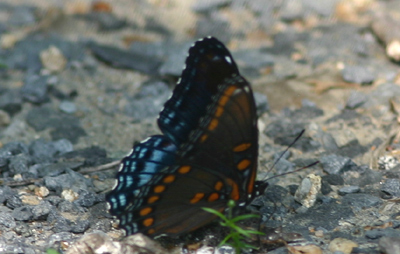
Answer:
xmin=378 ymin=156 xmax=399 ymax=170
xmin=61 ymin=189 xmax=79 ymax=202
xmin=40 ymin=45 xmax=67 ymax=73
xmin=329 ymin=238 xmax=358 ymax=254
xmin=295 ymin=174 xmax=321 ymax=208
xmin=59 ymin=101 xmax=77 ymax=114
xmin=338 ymin=186 xmax=360 ymax=195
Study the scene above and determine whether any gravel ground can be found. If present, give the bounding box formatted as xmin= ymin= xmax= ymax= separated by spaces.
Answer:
xmin=0 ymin=0 xmax=400 ymax=253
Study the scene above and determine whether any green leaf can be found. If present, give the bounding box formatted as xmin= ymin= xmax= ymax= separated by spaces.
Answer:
xmin=46 ymin=249 xmax=60 ymax=254
xmin=202 ymin=201 xmax=265 ymax=254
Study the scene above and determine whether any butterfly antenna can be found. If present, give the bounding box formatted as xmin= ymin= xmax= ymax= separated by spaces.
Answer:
xmin=269 ymin=129 xmax=305 ymax=172
xmin=264 ymin=129 xmax=319 ymax=180
xmin=266 ymin=160 xmax=319 ymax=181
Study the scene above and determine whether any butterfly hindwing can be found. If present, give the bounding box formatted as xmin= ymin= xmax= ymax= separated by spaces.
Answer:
xmin=117 ymin=163 xmax=233 ymax=236
xmin=107 ymin=135 xmax=177 ymax=217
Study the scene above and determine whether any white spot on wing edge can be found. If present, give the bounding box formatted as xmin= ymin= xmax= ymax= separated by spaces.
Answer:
xmin=225 ymin=56 xmax=232 ymax=64
xmin=111 ymin=179 xmax=119 ymax=190
xmin=117 ymin=163 xmax=124 ymax=173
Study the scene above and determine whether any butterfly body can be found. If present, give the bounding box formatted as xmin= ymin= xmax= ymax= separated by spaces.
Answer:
xmin=106 ymin=37 xmax=261 ymax=237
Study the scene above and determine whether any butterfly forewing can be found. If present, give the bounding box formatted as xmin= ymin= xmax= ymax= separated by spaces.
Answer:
xmin=106 ymin=37 xmax=259 ymax=237
xmin=180 ymin=76 xmax=258 ymax=200
xmin=158 ymin=37 xmax=240 ymax=146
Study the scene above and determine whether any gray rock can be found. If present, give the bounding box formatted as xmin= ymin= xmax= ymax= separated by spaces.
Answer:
xmin=338 ymin=186 xmax=360 ymax=195
xmin=342 ymin=193 xmax=382 ymax=210
xmin=346 ymin=90 xmax=368 ymax=109
xmin=6 ymin=195 xmax=23 ymax=209
xmin=320 ymin=132 xmax=339 ymax=152
xmin=14 ymin=222 xmax=31 ymax=237
xmin=0 ymin=212 xmax=16 ymax=228
xmin=89 ymin=42 xmax=162 ymax=76
xmin=32 ymin=201 xmax=53 ymax=220
xmin=0 ymin=186 xmax=15 ymax=204
xmin=322 ymin=174 xmax=344 ymax=186
xmin=320 ymin=154 xmax=357 ymax=175
xmin=342 ymin=65 xmax=375 ymax=84
xmin=26 ymin=106 xmax=86 ymax=143
xmin=71 ymin=219 xmax=90 ymax=233
xmin=12 ymin=206 xmax=33 ymax=221
xmin=8 ymin=153 xmax=31 ymax=175
xmin=379 ymin=236 xmax=400 ymax=254
xmin=44 ymin=169 xmax=93 ymax=193
xmin=29 ymin=139 xmax=57 ymax=163
xmin=192 ymin=0 xmax=232 ymax=14
xmin=21 ymin=74 xmax=49 ymax=104
xmin=0 ymin=89 xmax=23 ymax=115
xmin=381 ymin=179 xmax=400 ymax=199
xmin=74 ymin=190 xmax=102 ymax=208
xmin=58 ymin=201 xmax=85 ymax=214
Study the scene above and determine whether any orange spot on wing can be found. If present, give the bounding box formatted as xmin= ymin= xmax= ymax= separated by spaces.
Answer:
xmin=148 ymin=229 xmax=155 ymax=234
xmin=247 ymin=168 xmax=257 ymax=195
xmin=154 ymin=185 xmax=165 ymax=193
xmin=208 ymin=193 xmax=219 ymax=202
xmin=139 ymin=207 xmax=152 ymax=216
xmin=163 ymin=175 xmax=176 ymax=183
xmin=200 ymin=134 xmax=208 ymax=143
xmin=233 ymin=143 xmax=251 ymax=152
xmin=237 ymin=159 xmax=251 ymax=171
xmin=215 ymin=106 xmax=224 ymax=117
xmin=178 ymin=166 xmax=191 ymax=174
xmin=148 ymin=196 xmax=159 ymax=204
xmin=219 ymin=95 xmax=229 ymax=107
xmin=208 ymin=118 xmax=219 ymax=131
xmin=226 ymin=178 xmax=240 ymax=200
xmin=214 ymin=181 xmax=223 ymax=191
xmin=190 ymin=193 xmax=205 ymax=204
xmin=143 ymin=218 xmax=154 ymax=227
xmin=219 ymin=86 xmax=237 ymax=106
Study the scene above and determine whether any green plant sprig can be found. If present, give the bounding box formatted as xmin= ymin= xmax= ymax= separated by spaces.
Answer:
xmin=203 ymin=200 xmax=265 ymax=254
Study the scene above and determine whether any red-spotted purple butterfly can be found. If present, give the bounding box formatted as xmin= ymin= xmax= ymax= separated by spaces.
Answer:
xmin=106 ymin=36 xmax=266 ymax=237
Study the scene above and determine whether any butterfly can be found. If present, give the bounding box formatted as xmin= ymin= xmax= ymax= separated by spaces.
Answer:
xmin=106 ymin=36 xmax=267 ymax=237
